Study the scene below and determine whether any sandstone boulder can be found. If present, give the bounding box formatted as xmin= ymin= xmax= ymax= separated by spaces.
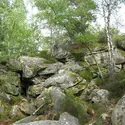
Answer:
xmin=13 ymin=112 xmax=80 ymax=125
xmin=111 ymin=95 xmax=125 ymax=125
xmin=44 ymin=70 xmax=85 ymax=89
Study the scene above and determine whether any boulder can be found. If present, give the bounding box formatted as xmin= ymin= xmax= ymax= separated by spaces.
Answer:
xmin=30 ymin=77 xmax=44 ymax=85
xmin=111 ymin=95 xmax=125 ymax=125
xmin=13 ymin=120 xmax=59 ymax=125
xmin=51 ymin=42 xmax=71 ymax=62
xmin=61 ymin=61 xmax=83 ymax=72
xmin=27 ymin=82 xmax=44 ymax=98
xmin=7 ymin=58 xmax=22 ymax=71
xmin=9 ymin=105 xmax=24 ymax=118
xmin=19 ymin=56 xmax=48 ymax=78
xmin=80 ymin=80 xmax=98 ymax=100
xmin=84 ymin=51 xmax=108 ymax=65
xmin=50 ymin=87 xmax=65 ymax=113
xmin=19 ymin=99 xmax=36 ymax=115
xmin=81 ymin=81 xmax=109 ymax=104
xmin=0 ymin=72 xmax=20 ymax=96
xmin=59 ymin=112 xmax=79 ymax=125
xmin=84 ymin=48 xmax=125 ymax=70
xmin=89 ymin=89 xmax=109 ymax=104
xmin=12 ymin=116 xmax=37 ymax=125
xmin=13 ymin=112 xmax=80 ymax=125
xmin=38 ymin=62 xmax=63 ymax=76
xmin=114 ymin=49 xmax=125 ymax=65
xmin=44 ymin=70 xmax=85 ymax=89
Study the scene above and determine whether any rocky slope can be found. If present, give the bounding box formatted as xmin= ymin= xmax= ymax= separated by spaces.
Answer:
xmin=0 ymin=42 xmax=125 ymax=125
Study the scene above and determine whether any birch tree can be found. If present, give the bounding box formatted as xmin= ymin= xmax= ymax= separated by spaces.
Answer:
xmin=96 ymin=0 xmax=125 ymax=77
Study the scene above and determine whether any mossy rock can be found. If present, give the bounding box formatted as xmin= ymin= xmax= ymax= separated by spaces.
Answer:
xmin=7 ymin=58 xmax=22 ymax=71
xmin=39 ymin=50 xmax=56 ymax=63
xmin=62 ymin=90 xmax=89 ymax=124
xmin=0 ymin=72 xmax=20 ymax=96
xmin=0 ymin=99 xmax=10 ymax=120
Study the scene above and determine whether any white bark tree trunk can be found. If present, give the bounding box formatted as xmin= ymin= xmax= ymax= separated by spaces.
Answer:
xmin=102 ymin=0 xmax=115 ymax=78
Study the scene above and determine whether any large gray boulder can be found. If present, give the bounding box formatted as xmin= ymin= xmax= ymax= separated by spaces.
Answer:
xmin=89 ymin=89 xmax=109 ymax=104
xmin=27 ymin=82 xmax=44 ymax=98
xmin=111 ymin=95 xmax=125 ymax=125
xmin=13 ymin=112 xmax=80 ymax=125
xmin=51 ymin=42 xmax=71 ymax=61
xmin=19 ymin=56 xmax=48 ymax=78
xmin=44 ymin=70 xmax=85 ymax=89
xmin=19 ymin=99 xmax=36 ymax=115
xmin=50 ymin=87 xmax=65 ymax=113
xmin=84 ymin=51 xmax=108 ymax=65
xmin=61 ymin=61 xmax=83 ymax=72
xmin=38 ymin=62 xmax=63 ymax=76
xmin=30 ymin=77 xmax=44 ymax=85
xmin=85 ymin=48 xmax=125 ymax=68
xmin=59 ymin=112 xmax=79 ymax=125
xmin=7 ymin=58 xmax=22 ymax=71
xmin=80 ymin=80 xmax=109 ymax=104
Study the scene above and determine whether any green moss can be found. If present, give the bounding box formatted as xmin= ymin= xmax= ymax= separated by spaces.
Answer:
xmin=0 ymin=72 xmax=20 ymax=95
xmin=0 ymin=100 xmax=10 ymax=120
xmin=39 ymin=50 xmax=56 ymax=63
xmin=77 ymin=69 xmax=93 ymax=82
xmin=62 ymin=90 xmax=89 ymax=125
xmin=10 ymin=95 xmax=24 ymax=105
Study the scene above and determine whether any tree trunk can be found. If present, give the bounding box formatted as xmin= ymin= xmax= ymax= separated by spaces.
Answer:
xmin=102 ymin=0 xmax=115 ymax=78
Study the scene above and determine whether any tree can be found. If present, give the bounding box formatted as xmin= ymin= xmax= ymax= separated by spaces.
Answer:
xmin=33 ymin=0 xmax=105 ymax=78
xmin=34 ymin=0 xmax=96 ymax=43
xmin=0 ymin=0 xmax=39 ymax=57
xmin=95 ymin=0 xmax=125 ymax=78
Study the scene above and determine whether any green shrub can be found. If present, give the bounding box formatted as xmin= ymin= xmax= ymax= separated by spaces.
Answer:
xmin=77 ymin=69 xmax=93 ymax=82
xmin=63 ymin=90 xmax=88 ymax=125
xmin=39 ymin=50 xmax=56 ymax=63
xmin=96 ymin=70 xmax=125 ymax=99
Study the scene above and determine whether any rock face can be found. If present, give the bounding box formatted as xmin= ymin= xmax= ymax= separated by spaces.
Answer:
xmin=13 ymin=112 xmax=80 ymax=125
xmin=61 ymin=61 xmax=83 ymax=71
xmin=0 ymin=50 xmax=116 ymax=125
xmin=111 ymin=95 xmax=125 ymax=125
xmin=19 ymin=99 xmax=36 ymax=115
xmin=19 ymin=56 xmax=48 ymax=78
xmin=80 ymin=81 xmax=109 ymax=104
xmin=89 ymin=89 xmax=109 ymax=104
xmin=27 ymin=83 xmax=44 ymax=98
xmin=85 ymin=48 xmax=125 ymax=72
xmin=51 ymin=42 xmax=71 ymax=62
xmin=38 ymin=62 xmax=63 ymax=76
xmin=50 ymin=87 xmax=65 ymax=113
xmin=44 ymin=70 xmax=85 ymax=89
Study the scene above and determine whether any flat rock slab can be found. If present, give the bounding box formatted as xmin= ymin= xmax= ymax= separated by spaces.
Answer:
xmin=13 ymin=112 xmax=80 ymax=125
